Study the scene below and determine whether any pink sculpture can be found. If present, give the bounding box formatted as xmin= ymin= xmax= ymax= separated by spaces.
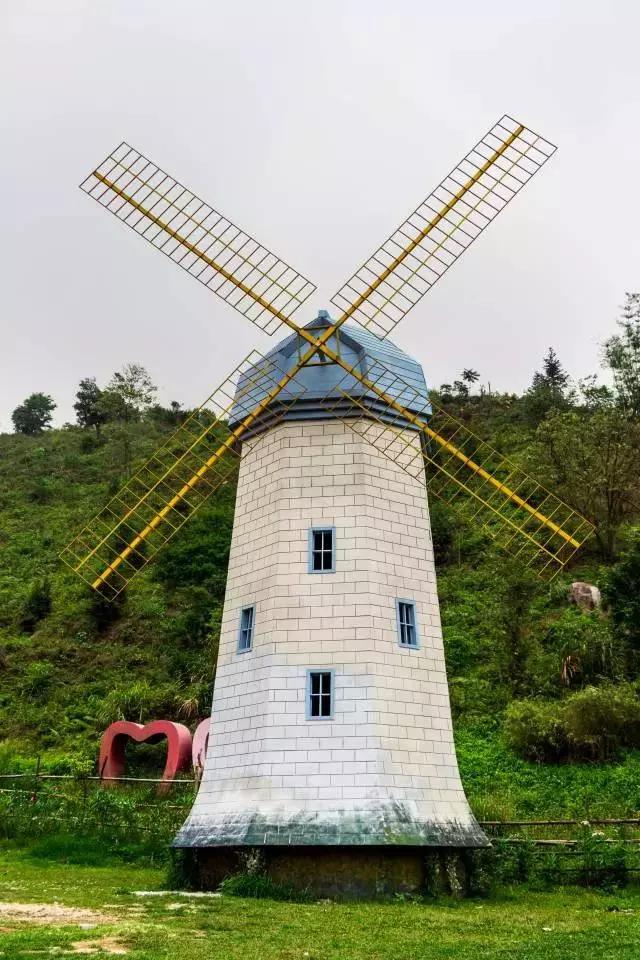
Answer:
xmin=191 ymin=718 xmax=211 ymax=780
xmin=99 ymin=720 xmax=193 ymax=793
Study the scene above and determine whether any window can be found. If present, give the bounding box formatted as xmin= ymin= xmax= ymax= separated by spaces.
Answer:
xmin=309 ymin=527 xmax=335 ymax=573
xmin=306 ymin=670 xmax=334 ymax=719
xmin=396 ymin=600 xmax=419 ymax=648
xmin=237 ymin=605 xmax=255 ymax=652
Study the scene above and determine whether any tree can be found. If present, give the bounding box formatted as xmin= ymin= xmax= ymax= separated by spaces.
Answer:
xmin=98 ymin=363 xmax=157 ymax=424
xmin=146 ymin=400 xmax=185 ymax=427
xmin=461 ymin=368 xmax=480 ymax=389
xmin=533 ymin=409 xmax=640 ymax=558
xmin=605 ymin=531 xmax=640 ymax=677
xmin=97 ymin=363 xmax=157 ymax=476
xmin=452 ymin=379 xmax=469 ymax=399
xmin=603 ymin=292 xmax=640 ymax=416
xmin=11 ymin=393 xmax=56 ymax=435
xmin=524 ymin=347 xmax=570 ymax=423
xmin=73 ymin=377 xmax=107 ymax=437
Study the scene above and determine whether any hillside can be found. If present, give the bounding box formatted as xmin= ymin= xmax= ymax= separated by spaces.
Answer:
xmin=2 ymin=353 xmax=640 ymax=818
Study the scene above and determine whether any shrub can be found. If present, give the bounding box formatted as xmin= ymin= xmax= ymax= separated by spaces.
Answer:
xmin=95 ymin=679 xmax=178 ymax=726
xmin=503 ymin=700 xmax=568 ymax=762
xmin=563 ymin=685 xmax=640 ymax=761
xmin=504 ymin=685 xmax=640 ymax=762
xmin=575 ymin=829 xmax=629 ymax=889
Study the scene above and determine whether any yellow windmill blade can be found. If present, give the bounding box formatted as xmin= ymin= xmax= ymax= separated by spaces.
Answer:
xmin=331 ymin=116 xmax=556 ymax=339
xmin=80 ymin=143 xmax=316 ymax=335
xmin=325 ymin=355 xmax=593 ymax=577
xmin=60 ymin=350 xmax=308 ymax=598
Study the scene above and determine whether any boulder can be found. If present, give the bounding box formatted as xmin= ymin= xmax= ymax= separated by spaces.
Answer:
xmin=569 ymin=581 xmax=602 ymax=611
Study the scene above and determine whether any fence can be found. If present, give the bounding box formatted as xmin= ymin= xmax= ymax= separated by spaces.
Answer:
xmin=0 ymin=760 xmax=640 ymax=852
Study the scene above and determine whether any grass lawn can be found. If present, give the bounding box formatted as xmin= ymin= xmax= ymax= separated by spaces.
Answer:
xmin=1 ymin=847 xmax=640 ymax=958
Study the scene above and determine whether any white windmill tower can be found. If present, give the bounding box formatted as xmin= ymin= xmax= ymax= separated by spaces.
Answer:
xmin=63 ymin=116 xmax=593 ymax=896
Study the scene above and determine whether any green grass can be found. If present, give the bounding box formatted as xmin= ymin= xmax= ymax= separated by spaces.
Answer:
xmin=456 ymin=726 xmax=640 ymax=820
xmin=2 ymin=846 xmax=640 ymax=959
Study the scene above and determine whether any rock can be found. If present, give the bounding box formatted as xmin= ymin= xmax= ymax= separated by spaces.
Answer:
xmin=569 ymin=582 xmax=602 ymax=611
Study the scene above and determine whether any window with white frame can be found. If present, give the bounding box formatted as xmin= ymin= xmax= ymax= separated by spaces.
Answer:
xmin=309 ymin=527 xmax=335 ymax=573
xmin=396 ymin=600 xmax=418 ymax=648
xmin=307 ymin=670 xmax=334 ymax=718
xmin=237 ymin=605 xmax=255 ymax=652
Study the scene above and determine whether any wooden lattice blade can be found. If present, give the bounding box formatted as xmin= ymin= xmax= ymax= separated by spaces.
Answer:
xmin=60 ymin=351 xmax=305 ymax=599
xmin=80 ymin=143 xmax=316 ymax=335
xmin=329 ymin=357 xmax=593 ymax=577
xmin=331 ymin=116 xmax=556 ymax=339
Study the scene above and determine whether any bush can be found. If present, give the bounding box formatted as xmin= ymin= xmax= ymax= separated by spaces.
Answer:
xmin=503 ymin=700 xmax=568 ymax=763
xmin=576 ymin=829 xmax=629 ymax=889
xmin=504 ymin=685 xmax=640 ymax=762
xmin=563 ymin=685 xmax=640 ymax=761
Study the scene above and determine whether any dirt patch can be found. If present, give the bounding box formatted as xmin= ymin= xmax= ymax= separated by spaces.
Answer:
xmin=0 ymin=901 xmax=118 ymax=926
xmin=70 ymin=937 xmax=128 ymax=954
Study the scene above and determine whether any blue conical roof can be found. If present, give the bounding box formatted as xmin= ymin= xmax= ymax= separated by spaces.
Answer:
xmin=229 ymin=311 xmax=429 ymax=433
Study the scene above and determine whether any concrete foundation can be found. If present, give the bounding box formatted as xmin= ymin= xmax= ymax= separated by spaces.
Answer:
xmin=180 ymin=844 xmax=477 ymax=899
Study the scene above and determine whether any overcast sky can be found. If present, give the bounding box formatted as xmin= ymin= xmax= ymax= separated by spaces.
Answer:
xmin=1 ymin=0 xmax=639 ymax=430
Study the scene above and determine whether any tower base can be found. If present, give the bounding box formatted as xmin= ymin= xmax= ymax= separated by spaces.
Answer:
xmin=176 ymin=844 xmax=487 ymax=900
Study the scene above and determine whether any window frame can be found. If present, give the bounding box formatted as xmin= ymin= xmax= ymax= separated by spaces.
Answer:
xmin=395 ymin=598 xmax=420 ymax=649
xmin=308 ymin=526 xmax=336 ymax=574
xmin=305 ymin=669 xmax=335 ymax=720
xmin=237 ymin=604 xmax=256 ymax=653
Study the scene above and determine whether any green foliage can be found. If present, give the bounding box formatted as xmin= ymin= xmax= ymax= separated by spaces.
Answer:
xmin=19 ymin=578 xmax=52 ymax=633
xmin=73 ymin=377 xmax=107 ymax=436
xmin=94 ymin=679 xmax=179 ymax=726
xmin=603 ymin=292 xmax=640 ymax=417
xmin=604 ymin=529 xmax=640 ymax=675
xmin=503 ymin=700 xmax=568 ymax=763
xmin=98 ymin=362 xmax=157 ymax=423
xmin=11 ymin=392 xmax=56 ymax=435
xmin=0 ymin=778 xmax=190 ymax=864
xmin=457 ymin=724 xmax=640 ymax=820
xmin=533 ymin=408 xmax=640 ymax=558
xmin=219 ymin=871 xmax=312 ymax=902
xmin=504 ymin=685 xmax=640 ymax=763
xmin=523 ymin=347 xmax=571 ymax=424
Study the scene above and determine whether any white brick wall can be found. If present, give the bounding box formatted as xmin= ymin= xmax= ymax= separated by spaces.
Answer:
xmin=177 ymin=418 xmax=485 ymax=847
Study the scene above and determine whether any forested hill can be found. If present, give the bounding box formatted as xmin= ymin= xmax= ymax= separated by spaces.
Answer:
xmin=2 ymin=298 xmax=640 ymax=818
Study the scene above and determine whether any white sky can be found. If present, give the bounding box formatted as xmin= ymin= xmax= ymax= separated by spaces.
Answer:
xmin=1 ymin=0 xmax=639 ymax=430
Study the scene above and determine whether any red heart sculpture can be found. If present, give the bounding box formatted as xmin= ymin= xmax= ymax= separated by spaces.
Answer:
xmin=99 ymin=720 xmax=193 ymax=792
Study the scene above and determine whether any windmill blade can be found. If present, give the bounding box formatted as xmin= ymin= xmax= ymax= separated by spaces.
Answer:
xmin=60 ymin=351 xmax=307 ymax=599
xmin=326 ymin=356 xmax=593 ymax=577
xmin=80 ymin=143 xmax=316 ymax=335
xmin=331 ymin=116 xmax=556 ymax=339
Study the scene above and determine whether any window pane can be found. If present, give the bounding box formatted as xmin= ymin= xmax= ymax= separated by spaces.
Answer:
xmin=398 ymin=602 xmax=417 ymax=646
xmin=310 ymin=529 xmax=334 ymax=573
xmin=239 ymin=607 xmax=254 ymax=650
xmin=309 ymin=672 xmax=333 ymax=718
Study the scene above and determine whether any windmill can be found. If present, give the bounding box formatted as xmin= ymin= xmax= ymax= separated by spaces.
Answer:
xmin=63 ymin=116 xmax=593 ymax=896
